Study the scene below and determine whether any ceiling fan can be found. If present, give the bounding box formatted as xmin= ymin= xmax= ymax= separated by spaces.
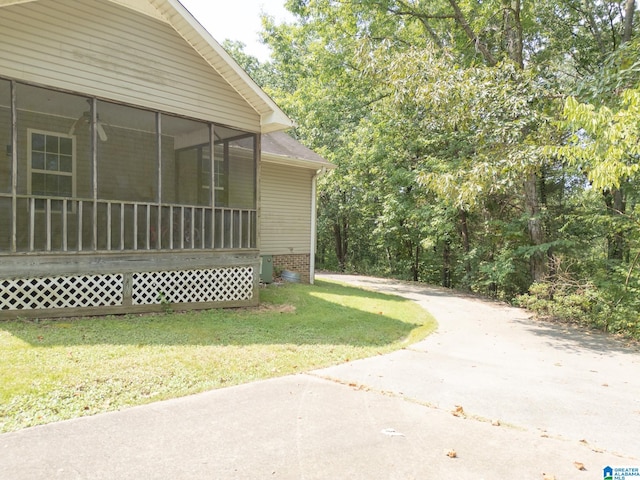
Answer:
xmin=68 ymin=108 xmax=108 ymax=141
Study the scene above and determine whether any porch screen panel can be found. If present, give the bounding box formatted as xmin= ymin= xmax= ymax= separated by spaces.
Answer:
xmin=227 ymin=135 xmax=256 ymax=209
xmin=14 ymin=84 xmax=90 ymax=253
xmin=16 ymin=84 xmax=90 ymax=197
xmin=0 ymin=79 xmax=10 ymax=195
xmin=96 ymin=101 xmax=157 ymax=204
xmin=214 ymin=127 xmax=256 ymax=210
xmin=0 ymin=79 xmax=10 ymax=252
xmin=0 ymin=196 xmax=9 ymax=252
xmin=161 ymin=114 xmax=211 ymax=206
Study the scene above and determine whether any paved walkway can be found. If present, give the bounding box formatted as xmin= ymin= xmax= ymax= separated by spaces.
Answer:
xmin=1 ymin=274 xmax=639 ymax=479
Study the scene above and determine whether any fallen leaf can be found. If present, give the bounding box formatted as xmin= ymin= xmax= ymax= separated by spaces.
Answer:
xmin=452 ymin=405 xmax=465 ymax=417
xmin=574 ymin=461 xmax=586 ymax=471
xmin=446 ymin=449 xmax=457 ymax=458
xmin=602 ymin=383 xmax=609 ymax=387
xmin=491 ymin=419 xmax=501 ymax=426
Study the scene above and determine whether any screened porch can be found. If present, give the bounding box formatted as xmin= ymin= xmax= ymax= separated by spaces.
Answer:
xmin=0 ymin=79 xmax=258 ymax=255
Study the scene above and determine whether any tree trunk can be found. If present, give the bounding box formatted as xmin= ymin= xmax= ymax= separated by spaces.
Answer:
xmin=604 ymin=189 xmax=626 ymax=261
xmin=386 ymin=246 xmax=394 ymax=271
xmin=602 ymin=0 xmax=634 ymax=265
xmin=442 ymin=239 xmax=452 ymax=288
xmin=623 ymin=0 xmax=636 ymax=43
xmin=458 ymin=209 xmax=471 ymax=282
xmin=502 ymin=0 xmax=524 ymax=68
xmin=502 ymin=0 xmax=547 ymax=282
xmin=525 ymin=172 xmax=547 ymax=281
xmin=332 ymin=216 xmax=348 ymax=272
xmin=485 ymin=245 xmax=498 ymax=296
xmin=448 ymin=0 xmax=497 ymax=66
xmin=583 ymin=0 xmax=606 ymax=53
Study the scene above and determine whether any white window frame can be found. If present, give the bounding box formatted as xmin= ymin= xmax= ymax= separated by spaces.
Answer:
xmin=27 ymin=129 xmax=76 ymax=210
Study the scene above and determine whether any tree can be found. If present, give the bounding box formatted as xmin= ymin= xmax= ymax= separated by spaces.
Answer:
xmin=254 ymin=0 xmax=640 ymax=334
xmin=221 ymin=40 xmax=270 ymax=87
xmin=558 ymin=88 xmax=640 ymax=203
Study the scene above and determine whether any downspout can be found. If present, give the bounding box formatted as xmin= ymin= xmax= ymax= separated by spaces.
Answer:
xmin=309 ymin=168 xmax=326 ymax=284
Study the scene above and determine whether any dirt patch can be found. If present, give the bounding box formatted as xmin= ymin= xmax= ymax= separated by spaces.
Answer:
xmin=252 ymin=303 xmax=297 ymax=314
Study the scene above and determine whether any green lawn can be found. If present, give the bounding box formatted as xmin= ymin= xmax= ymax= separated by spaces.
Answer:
xmin=0 ymin=279 xmax=436 ymax=433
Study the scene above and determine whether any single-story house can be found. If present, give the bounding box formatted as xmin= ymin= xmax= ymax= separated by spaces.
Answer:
xmin=0 ymin=0 xmax=331 ymax=319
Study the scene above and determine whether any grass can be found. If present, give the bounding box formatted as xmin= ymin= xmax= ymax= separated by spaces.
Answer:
xmin=0 ymin=279 xmax=436 ymax=433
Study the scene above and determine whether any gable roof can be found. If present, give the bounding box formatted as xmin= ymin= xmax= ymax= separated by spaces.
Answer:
xmin=262 ymin=132 xmax=335 ymax=171
xmin=153 ymin=0 xmax=293 ymax=133
xmin=0 ymin=0 xmax=293 ymax=133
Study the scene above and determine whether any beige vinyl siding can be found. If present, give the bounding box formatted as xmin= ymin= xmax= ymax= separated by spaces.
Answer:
xmin=138 ymin=1 xmax=291 ymax=131
xmin=0 ymin=0 xmax=260 ymax=131
xmin=260 ymin=163 xmax=313 ymax=255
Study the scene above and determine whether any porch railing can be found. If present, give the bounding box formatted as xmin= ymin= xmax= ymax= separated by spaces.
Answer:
xmin=0 ymin=194 xmax=256 ymax=254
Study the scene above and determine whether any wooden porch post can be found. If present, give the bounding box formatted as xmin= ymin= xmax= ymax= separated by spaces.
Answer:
xmin=91 ymin=98 xmax=98 ymax=251
xmin=255 ymin=133 xmax=260 ymax=250
xmin=210 ymin=124 xmax=215 ymax=245
xmin=10 ymin=80 xmax=17 ymax=253
xmin=156 ymin=112 xmax=162 ymax=249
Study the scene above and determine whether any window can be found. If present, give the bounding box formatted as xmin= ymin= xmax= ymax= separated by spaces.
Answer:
xmin=213 ymin=142 xmax=228 ymax=206
xmin=28 ymin=129 xmax=75 ymax=209
xmin=174 ymin=143 xmax=212 ymax=206
xmin=161 ymin=113 xmax=210 ymax=206
xmin=214 ymin=126 xmax=255 ymax=209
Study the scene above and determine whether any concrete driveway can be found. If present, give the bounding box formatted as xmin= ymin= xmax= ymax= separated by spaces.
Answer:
xmin=1 ymin=273 xmax=639 ymax=479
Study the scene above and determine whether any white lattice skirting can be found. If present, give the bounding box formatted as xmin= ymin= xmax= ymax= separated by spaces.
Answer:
xmin=0 ymin=274 xmax=124 ymax=310
xmin=0 ymin=267 xmax=254 ymax=311
xmin=132 ymin=268 xmax=254 ymax=305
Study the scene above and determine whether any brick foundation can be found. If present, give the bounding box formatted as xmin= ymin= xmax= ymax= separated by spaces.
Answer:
xmin=273 ymin=254 xmax=311 ymax=284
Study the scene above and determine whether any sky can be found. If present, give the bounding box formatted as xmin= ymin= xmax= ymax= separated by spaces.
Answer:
xmin=178 ymin=0 xmax=295 ymax=62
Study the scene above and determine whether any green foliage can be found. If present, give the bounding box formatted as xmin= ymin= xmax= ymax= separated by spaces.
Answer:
xmin=574 ymin=37 xmax=640 ymax=105
xmin=221 ymin=40 xmax=269 ymax=86
xmin=240 ymin=0 xmax=640 ymax=338
xmin=557 ymin=88 xmax=640 ymax=191
xmin=516 ymin=257 xmax=640 ymax=339
xmin=516 ymin=282 xmax=597 ymax=325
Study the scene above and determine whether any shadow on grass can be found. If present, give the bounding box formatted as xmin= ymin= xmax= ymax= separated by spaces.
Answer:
xmin=0 ymin=280 xmax=428 ymax=349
